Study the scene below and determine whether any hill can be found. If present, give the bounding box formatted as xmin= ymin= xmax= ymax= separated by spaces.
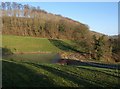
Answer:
xmin=1 ymin=2 xmax=120 ymax=88
xmin=2 ymin=35 xmax=91 ymax=63
xmin=2 ymin=35 xmax=116 ymax=62
xmin=2 ymin=2 xmax=91 ymax=40
xmin=2 ymin=59 xmax=120 ymax=87
xmin=110 ymin=35 xmax=120 ymax=62
xmin=2 ymin=35 xmax=80 ymax=53
xmin=2 ymin=35 xmax=61 ymax=53
xmin=2 ymin=2 xmax=117 ymax=62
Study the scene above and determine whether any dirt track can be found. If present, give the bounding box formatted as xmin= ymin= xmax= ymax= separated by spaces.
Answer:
xmin=13 ymin=51 xmax=52 ymax=54
xmin=58 ymin=59 xmax=120 ymax=70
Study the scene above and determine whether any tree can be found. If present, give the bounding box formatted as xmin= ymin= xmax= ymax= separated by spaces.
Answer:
xmin=6 ymin=2 xmax=11 ymax=16
xmin=2 ymin=2 xmax=92 ymax=42
xmin=71 ymin=24 xmax=92 ymax=53
xmin=92 ymin=35 xmax=105 ymax=60
xmin=24 ymin=4 xmax=29 ymax=17
xmin=1 ymin=2 xmax=6 ymax=10
xmin=12 ymin=2 xmax=17 ymax=17
xmin=1 ymin=2 xmax=7 ymax=16
xmin=58 ymin=19 xmax=65 ymax=32
xmin=17 ymin=4 xmax=22 ymax=17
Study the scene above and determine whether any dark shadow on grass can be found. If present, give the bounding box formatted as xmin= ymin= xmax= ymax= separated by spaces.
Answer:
xmin=27 ymin=62 xmax=105 ymax=88
xmin=48 ymin=39 xmax=85 ymax=54
xmin=2 ymin=60 xmax=56 ymax=87
xmin=76 ymin=66 xmax=120 ymax=80
xmin=34 ymin=63 xmax=120 ymax=88
xmin=66 ymin=59 xmax=120 ymax=70
xmin=75 ymin=66 xmax=119 ymax=88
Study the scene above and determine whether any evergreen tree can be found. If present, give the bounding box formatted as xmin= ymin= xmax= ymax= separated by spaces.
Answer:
xmin=92 ymin=35 xmax=105 ymax=60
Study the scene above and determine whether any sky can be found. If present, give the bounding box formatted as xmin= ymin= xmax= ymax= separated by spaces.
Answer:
xmin=18 ymin=2 xmax=118 ymax=36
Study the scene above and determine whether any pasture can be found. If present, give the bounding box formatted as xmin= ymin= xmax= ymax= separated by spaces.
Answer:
xmin=2 ymin=35 xmax=75 ymax=53
xmin=2 ymin=59 xmax=120 ymax=88
xmin=2 ymin=35 xmax=120 ymax=88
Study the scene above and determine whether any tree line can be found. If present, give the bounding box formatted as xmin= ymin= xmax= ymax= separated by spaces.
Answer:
xmin=2 ymin=2 xmax=90 ymax=40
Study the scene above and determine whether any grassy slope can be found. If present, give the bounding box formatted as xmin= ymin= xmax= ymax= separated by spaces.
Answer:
xmin=3 ymin=53 xmax=57 ymax=63
xmin=2 ymin=35 xmax=62 ymax=52
xmin=2 ymin=59 xmax=119 ymax=87
xmin=2 ymin=35 xmax=86 ymax=53
xmin=2 ymin=35 xmax=120 ymax=88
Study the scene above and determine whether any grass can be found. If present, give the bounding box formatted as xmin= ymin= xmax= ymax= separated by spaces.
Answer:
xmin=2 ymin=35 xmax=120 ymax=88
xmin=2 ymin=59 xmax=120 ymax=88
xmin=3 ymin=53 xmax=57 ymax=63
xmin=2 ymin=35 xmax=80 ymax=53
xmin=2 ymin=35 xmax=61 ymax=52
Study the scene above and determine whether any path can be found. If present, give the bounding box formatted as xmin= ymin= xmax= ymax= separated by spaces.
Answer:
xmin=58 ymin=59 xmax=120 ymax=70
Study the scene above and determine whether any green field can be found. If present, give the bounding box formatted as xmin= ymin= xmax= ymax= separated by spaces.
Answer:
xmin=2 ymin=59 xmax=119 ymax=88
xmin=3 ymin=53 xmax=59 ymax=63
xmin=2 ymin=35 xmax=74 ymax=53
xmin=2 ymin=35 xmax=120 ymax=88
xmin=2 ymin=35 xmax=60 ymax=52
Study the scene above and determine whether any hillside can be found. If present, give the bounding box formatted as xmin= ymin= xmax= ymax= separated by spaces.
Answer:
xmin=110 ymin=35 xmax=120 ymax=62
xmin=2 ymin=3 xmax=91 ymax=40
xmin=1 ymin=2 xmax=120 ymax=63
xmin=1 ymin=2 xmax=120 ymax=88
xmin=2 ymin=35 xmax=79 ymax=53
xmin=2 ymin=35 xmax=91 ymax=63
xmin=2 ymin=35 xmax=61 ymax=53
xmin=2 ymin=59 xmax=120 ymax=87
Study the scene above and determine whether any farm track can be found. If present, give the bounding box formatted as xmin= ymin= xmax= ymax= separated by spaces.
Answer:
xmin=13 ymin=51 xmax=52 ymax=54
xmin=58 ymin=59 xmax=120 ymax=70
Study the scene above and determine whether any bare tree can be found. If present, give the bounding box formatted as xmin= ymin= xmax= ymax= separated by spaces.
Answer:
xmin=12 ymin=2 xmax=17 ymax=17
xmin=24 ymin=4 xmax=29 ymax=17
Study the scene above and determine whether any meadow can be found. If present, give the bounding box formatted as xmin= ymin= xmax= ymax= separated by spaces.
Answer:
xmin=1 ymin=2 xmax=119 ymax=88
xmin=3 ymin=53 xmax=58 ymax=63
xmin=2 ymin=35 xmax=73 ymax=53
xmin=2 ymin=35 xmax=120 ymax=88
xmin=2 ymin=59 xmax=119 ymax=88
